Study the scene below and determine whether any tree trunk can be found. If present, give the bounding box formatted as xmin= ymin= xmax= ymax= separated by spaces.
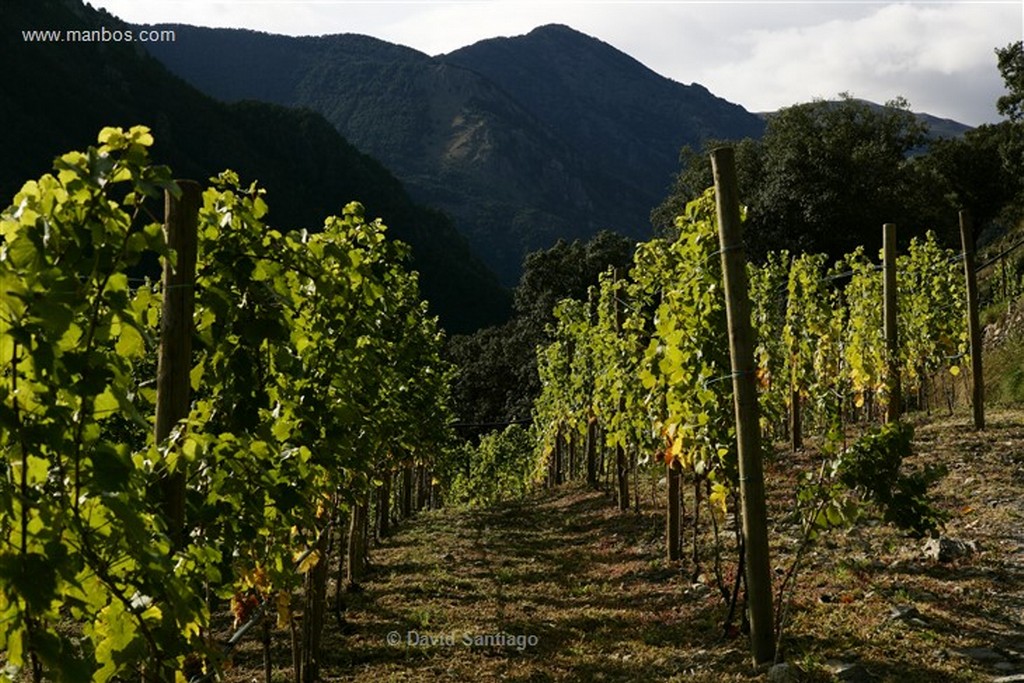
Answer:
xmin=262 ymin=615 xmax=272 ymax=683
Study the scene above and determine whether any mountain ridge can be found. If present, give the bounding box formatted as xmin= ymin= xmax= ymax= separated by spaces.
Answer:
xmin=140 ymin=22 xmax=767 ymax=284
xmin=137 ymin=20 xmax=973 ymax=285
xmin=2 ymin=0 xmax=511 ymax=333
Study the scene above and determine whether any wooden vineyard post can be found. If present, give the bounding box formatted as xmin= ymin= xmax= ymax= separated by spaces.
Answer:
xmin=790 ymin=375 xmax=802 ymax=452
xmin=300 ymin=522 xmax=331 ymax=682
xmin=555 ymin=426 xmax=564 ymax=485
xmin=883 ymin=223 xmax=902 ymax=423
xmin=586 ymin=417 xmax=598 ymax=488
xmin=155 ymin=180 xmax=200 ymax=549
xmin=711 ymin=147 xmax=776 ymax=666
xmin=586 ymin=288 xmax=599 ymax=489
xmin=377 ymin=464 xmax=391 ymax=538
xmin=416 ymin=464 xmax=427 ymax=511
xmin=346 ymin=496 xmax=368 ymax=587
xmin=666 ymin=458 xmax=681 ymax=561
xmin=960 ymin=211 xmax=985 ymax=429
xmin=569 ymin=430 xmax=577 ymax=482
xmin=401 ymin=463 xmax=413 ymax=519
xmin=613 ymin=268 xmax=630 ymax=512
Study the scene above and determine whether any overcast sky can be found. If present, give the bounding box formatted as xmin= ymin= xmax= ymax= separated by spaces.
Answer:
xmin=87 ymin=0 xmax=1022 ymax=126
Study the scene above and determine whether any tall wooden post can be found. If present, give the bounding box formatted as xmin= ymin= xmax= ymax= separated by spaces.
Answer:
xmin=711 ymin=147 xmax=776 ymax=666
xmin=401 ymin=463 xmax=413 ymax=518
xmin=155 ymin=180 xmax=200 ymax=549
xmin=377 ymin=464 xmax=391 ymax=538
xmin=585 ymin=417 xmax=598 ymax=488
xmin=789 ymin=380 xmax=802 ymax=452
xmin=346 ymin=500 xmax=365 ymax=586
xmin=960 ymin=211 xmax=985 ymax=429
xmin=883 ymin=223 xmax=902 ymax=423
xmin=416 ymin=464 xmax=428 ymax=511
xmin=569 ymin=430 xmax=577 ymax=482
xmin=1001 ymin=257 xmax=1008 ymax=305
xmin=555 ymin=426 xmax=564 ymax=486
xmin=300 ymin=520 xmax=330 ymax=682
xmin=613 ymin=268 xmax=629 ymax=512
xmin=666 ymin=458 xmax=681 ymax=561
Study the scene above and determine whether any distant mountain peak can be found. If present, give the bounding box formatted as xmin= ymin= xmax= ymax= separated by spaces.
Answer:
xmin=141 ymin=19 xmax=766 ymax=286
xmin=448 ymin=22 xmax=651 ymax=73
xmin=526 ymin=23 xmax=592 ymax=38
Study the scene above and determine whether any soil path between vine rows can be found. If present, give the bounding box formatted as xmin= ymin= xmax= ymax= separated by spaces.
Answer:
xmin=222 ymin=409 xmax=1024 ymax=682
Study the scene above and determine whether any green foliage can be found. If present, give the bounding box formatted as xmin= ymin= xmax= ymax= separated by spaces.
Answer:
xmin=654 ymin=96 xmax=967 ymax=262
xmin=652 ymin=138 xmax=763 ymax=237
xmin=448 ymin=231 xmax=635 ymax=435
xmin=532 ymin=190 xmax=736 ymax=501
xmin=514 ymin=231 xmax=635 ymax=319
xmin=897 ymin=232 xmax=968 ymax=397
xmin=746 ymin=230 xmax=967 ymax=433
xmin=636 ymin=189 xmax=734 ymax=477
xmin=449 ymin=426 xmax=536 ymax=506
xmin=918 ymin=124 xmax=1017 ymax=231
xmin=0 ymin=126 xmax=201 ymax=678
xmin=842 ymin=247 xmax=888 ymax=408
xmin=748 ymin=251 xmax=791 ymax=436
xmin=1 ymin=0 xmax=509 ymax=334
xmin=836 ymin=422 xmax=947 ymax=536
xmin=0 ymin=127 xmax=456 ymax=679
xmin=995 ymin=41 xmax=1024 ymax=215
xmin=997 ymin=41 xmax=1024 ymax=122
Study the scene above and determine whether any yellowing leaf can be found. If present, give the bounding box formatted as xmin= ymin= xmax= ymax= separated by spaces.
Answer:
xmin=129 ymin=126 xmax=154 ymax=147
xmin=709 ymin=482 xmax=729 ymax=523
xmin=275 ymin=591 xmax=291 ymax=629
xmin=97 ymin=127 xmax=122 ymax=145
xmin=295 ymin=549 xmax=320 ymax=574
xmin=949 ymin=365 xmax=961 ymax=376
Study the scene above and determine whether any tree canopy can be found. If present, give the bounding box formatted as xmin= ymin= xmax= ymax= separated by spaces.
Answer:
xmin=654 ymin=95 xmax=938 ymax=260
xmin=448 ymin=231 xmax=635 ymax=437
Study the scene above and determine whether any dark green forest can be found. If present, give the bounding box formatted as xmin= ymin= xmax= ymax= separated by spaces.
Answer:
xmin=448 ymin=49 xmax=1024 ymax=432
xmin=1 ymin=0 xmax=511 ymax=333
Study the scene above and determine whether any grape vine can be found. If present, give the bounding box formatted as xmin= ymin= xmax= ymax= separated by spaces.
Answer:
xmin=0 ymin=127 xmax=455 ymax=681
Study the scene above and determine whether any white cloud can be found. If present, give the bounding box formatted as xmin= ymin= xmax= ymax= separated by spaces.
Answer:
xmin=694 ymin=2 xmax=1021 ymax=124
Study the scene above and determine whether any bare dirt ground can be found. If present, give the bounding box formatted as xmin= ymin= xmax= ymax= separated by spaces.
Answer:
xmin=222 ymin=408 xmax=1024 ymax=682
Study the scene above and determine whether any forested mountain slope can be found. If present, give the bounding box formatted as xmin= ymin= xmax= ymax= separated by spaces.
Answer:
xmin=1 ymin=0 xmax=510 ymax=332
